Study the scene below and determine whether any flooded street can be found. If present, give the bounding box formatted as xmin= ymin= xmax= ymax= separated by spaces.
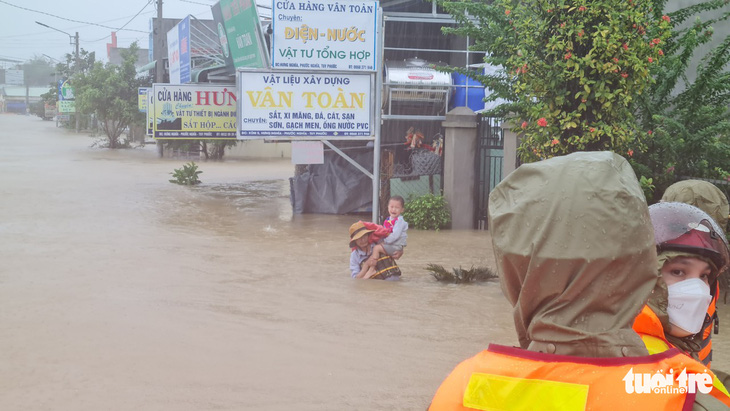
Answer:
xmin=0 ymin=114 xmax=510 ymax=410
xmin=1 ymin=114 xmax=729 ymax=410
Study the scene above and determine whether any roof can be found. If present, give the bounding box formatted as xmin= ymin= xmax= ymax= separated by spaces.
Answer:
xmin=108 ymin=47 xmax=150 ymax=67
xmin=2 ymin=86 xmax=49 ymax=98
xmin=136 ymin=60 xmax=156 ymax=74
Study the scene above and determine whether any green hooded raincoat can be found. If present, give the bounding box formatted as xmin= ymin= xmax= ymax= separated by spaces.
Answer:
xmin=488 ymin=151 xmax=658 ymax=358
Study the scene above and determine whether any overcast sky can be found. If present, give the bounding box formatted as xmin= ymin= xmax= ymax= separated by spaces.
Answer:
xmin=0 ymin=0 xmax=221 ymax=66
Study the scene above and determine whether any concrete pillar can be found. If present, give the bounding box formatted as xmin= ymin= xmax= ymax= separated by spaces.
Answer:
xmin=442 ymin=106 xmax=478 ymax=229
xmin=502 ymin=125 xmax=520 ymax=178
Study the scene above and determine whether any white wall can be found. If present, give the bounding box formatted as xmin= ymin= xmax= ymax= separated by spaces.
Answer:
xmin=226 ymin=140 xmax=292 ymax=159
xmin=666 ymin=0 xmax=730 ymax=84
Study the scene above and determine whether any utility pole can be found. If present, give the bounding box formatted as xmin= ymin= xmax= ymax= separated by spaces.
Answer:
xmin=35 ymin=22 xmax=81 ymax=133
xmin=75 ymin=31 xmax=80 ymax=133
xmin=155 ymin=0 xmax=164 ymax=157
xmin=155 ymin=0 xmax=164 ymax=83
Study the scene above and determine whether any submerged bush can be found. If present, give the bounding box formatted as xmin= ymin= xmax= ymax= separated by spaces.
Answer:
xmin=169 ymin=162 xmax=202 ymax=185
xmin=426 ymin=263 xmax=497 ymax=283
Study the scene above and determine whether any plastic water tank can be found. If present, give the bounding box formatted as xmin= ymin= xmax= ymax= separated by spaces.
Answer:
xmin=450 ymin=72 xmax=486 ymax=112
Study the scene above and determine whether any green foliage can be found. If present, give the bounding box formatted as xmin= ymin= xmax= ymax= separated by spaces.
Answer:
xmin=74 ymin=43 xmax=147 ymax=148
xmin=169 ymin=162 xmax=202 ymax=185
xmin=402 ymin=193 xmax=451 ymax=230
xmin=42 ymin=49 xmax=96 ymax=105
xmin=639 ymin=175 xmax=655 ymax=200
xmin=201 ymin=140 xmax=238 ymax=160
xmin=29 ymin=101 xmax=45 ymax=118
xmin=426 ymin=263 xmax=498 ymax=283
xmin=58 ymin=49 xmax=96 ymax=79
xmin=631 ymin=0 xmax=730 ymax=201
xmin=440 ymin=0 xmax=671 ymax=161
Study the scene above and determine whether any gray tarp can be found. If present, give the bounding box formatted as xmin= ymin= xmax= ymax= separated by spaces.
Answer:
xmin=290 ymin=148 xmax=373 ymax=214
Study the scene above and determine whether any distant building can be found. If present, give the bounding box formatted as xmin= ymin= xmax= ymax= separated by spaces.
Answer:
xmin=0 ymin=86 xmax=48 ymax=113
xmin=106 ymin=32 xmax=150 ymax=69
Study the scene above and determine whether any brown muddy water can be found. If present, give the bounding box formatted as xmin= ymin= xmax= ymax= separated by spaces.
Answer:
xmin=1 ymin=114 xmax=729 ymax=410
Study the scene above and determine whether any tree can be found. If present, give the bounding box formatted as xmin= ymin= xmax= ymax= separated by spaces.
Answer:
xmin=200 ymin=140 xmax=238 ymax=160
xmin=631 ymin=0 xmax=730 ymax=201
xmin=74 ymin=43 xmax=147 ymax=148
xmin=41 ymin=49 xmax=96 ymax=106
xmin=441 ymin=0 xmax=670 ymax=162
xmin=21 ymin=56 xmax=54 ymax=86
xmin=56 ymin=49 xmax=96 ymax=80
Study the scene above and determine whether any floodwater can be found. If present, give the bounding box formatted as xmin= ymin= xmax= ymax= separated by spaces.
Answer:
xmin=1 ymin=114 xmax=729 ymax=410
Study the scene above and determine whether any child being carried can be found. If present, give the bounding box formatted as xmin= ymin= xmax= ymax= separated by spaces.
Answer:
xmin=367 ymin=195 xmax=408 ymax=266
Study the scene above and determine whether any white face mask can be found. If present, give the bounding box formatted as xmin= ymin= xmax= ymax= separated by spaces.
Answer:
xmin=666 ymin=278 xmax=712 ymax=335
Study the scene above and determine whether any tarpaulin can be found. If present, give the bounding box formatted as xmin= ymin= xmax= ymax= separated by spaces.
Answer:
xmin=290 ymin=148 xmax=373 ymax=214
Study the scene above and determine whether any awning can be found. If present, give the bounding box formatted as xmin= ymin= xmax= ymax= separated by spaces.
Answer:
xmin=191 ymin=64 xmax=231 ymax=82
xmin=136 ymin=60 xmax=156 ymax=74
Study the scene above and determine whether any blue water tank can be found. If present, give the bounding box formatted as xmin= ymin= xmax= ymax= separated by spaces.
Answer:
xmin=450 ymin=72 xmax=486 ymax=112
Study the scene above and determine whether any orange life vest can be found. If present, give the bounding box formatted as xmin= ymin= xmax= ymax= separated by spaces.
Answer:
xmin=633 ymin=304 xmax=714 ymax=366
xmin=429 ymin=344 xmax=730 ymax=410
xmin=697 ymin=282 xmax=719 ymax=366
xmin=633 ymin=305 xmax=674 ymax=355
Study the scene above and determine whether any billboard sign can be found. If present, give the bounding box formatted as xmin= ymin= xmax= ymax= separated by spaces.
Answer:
xmin=58 ymin=79 xmax=76 ymax=113
xmin=152 ymin=83 xmax=237 ymax=139
xmin=211 ymin=1 xmax=234 ymax=72
xmin=58 ymin=101 xmax=76 ymax=113
xmin=58 ymin=79 xmax=74 ymax=100
xmin=138 ymin=87 xmax=150 ymax=113
xmin=167 ymin=16 xmax=191 ymax=84
xmin=212 ymin=0 xmax=268 ymax=69
xmin=146 ymin=90 xmax=154 ymax=135
xmin=6 ymin=69 xmax=24 ymax=85
xmin=271 ymin=0 xmax=378 ymax=71
xmin=237 ymin=70 xmax=373 ymax=139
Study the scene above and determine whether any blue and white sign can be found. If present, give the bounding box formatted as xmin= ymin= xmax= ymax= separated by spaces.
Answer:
xmin=58 ymin=79 xmax=75 ymax=113
xmin=271 ymin=0 xmax=379 ymax=71
xmin=167 ymin=16 xmax=191 ymax=84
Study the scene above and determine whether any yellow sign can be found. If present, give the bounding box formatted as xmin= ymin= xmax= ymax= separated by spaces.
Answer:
xmin=237 ymin=71 xmax=372 ymax=138
xmin=146 ymin=91 xmax=154 ymax=136
xmin=138 ymin=87 xmax=149 ymax=113
xmin=58 ymin=100 xmax=75 ymax=113
xmin=152 ymin=84 xmax=237 ymax=139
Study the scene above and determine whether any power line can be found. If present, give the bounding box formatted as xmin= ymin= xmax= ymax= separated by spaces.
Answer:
xmin=118 ymin=0 xmax=154 ymax=32
xmin=179 ymin=0 xmax=211 ymax=6
xmin=0 ymin=11 xmax=156 ymax=40
xmin=0 ymin=0 xmax=148 ymax=33
xmin=88 ymin=0 xmax=154 ymax=42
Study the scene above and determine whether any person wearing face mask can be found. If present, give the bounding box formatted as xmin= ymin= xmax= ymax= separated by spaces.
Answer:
xmin=661 ymin=179 xmax=730 ymax=368
xmin=429 ymin=152 xmax=730 ymax=410
xmin=632 ymin=202 xmax=730 ymax=393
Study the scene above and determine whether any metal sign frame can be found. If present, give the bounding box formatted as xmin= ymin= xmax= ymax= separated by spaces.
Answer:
xmin=233 ymin=7 xmax=383 ymax=222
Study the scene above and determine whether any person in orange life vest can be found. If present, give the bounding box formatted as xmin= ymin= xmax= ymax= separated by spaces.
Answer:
xmin=660 ymin=180 xmax=730 ymax=368
xmin=428 ymin=152 xmax=730 ymax=410
xmin=632 ymin=202 xmax=730 ymax=392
